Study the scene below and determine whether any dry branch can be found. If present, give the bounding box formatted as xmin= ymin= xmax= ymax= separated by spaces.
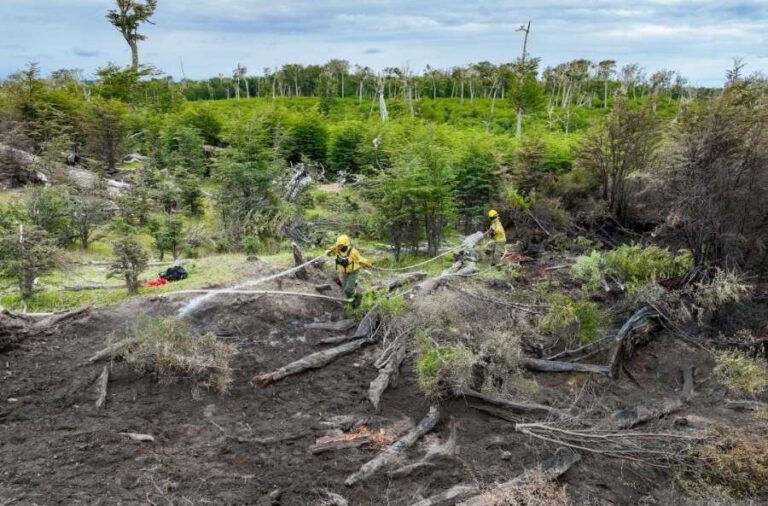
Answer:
xmin=457 ymin=449 xmax=581 ymax=506
xmin=515 ymin=423 xmax=698 ymax=467
xmin=521 ymin=357 xmax=610 ymax=375
xmin=309 ymin=433 xmax=371 ymax=454
xmin=608 ymin=306 xmax=659 ymax=379
xmin=254 ymin=337 xmax=371 ymax=386
xmin=461 ymin=389 xmax=566 ymax=418
xmin=86 ymin=337 xmax=140 ymax=364
xmin=95 ymin=365 xmax=109 ymax=408
xmin=345 ymin=406 xmax=440 ymax=486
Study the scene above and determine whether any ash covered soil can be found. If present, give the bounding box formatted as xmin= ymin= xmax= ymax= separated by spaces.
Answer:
xmin=0 ymin=260 xmax=763 ymax=505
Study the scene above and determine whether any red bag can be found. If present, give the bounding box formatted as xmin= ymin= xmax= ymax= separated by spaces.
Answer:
xmin=144 ymin=277 xmax=169 ymax=288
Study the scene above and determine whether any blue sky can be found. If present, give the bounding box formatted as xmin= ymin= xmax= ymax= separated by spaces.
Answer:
xmin=1 ymin=0 xmax=766 ymax=86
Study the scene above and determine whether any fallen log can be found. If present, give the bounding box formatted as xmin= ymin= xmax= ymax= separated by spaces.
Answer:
xmin=457 ymin=448 xmax=581 ymax=506
xmin=369 ymin=335 xmax=409 ymax=410
xmin=318 ymin=334 xmax=360 ymax=345
xmin=309 ymin=433 xmax=372 ymax=454
xmin=254 ymin=337 xmax=371 ymax=386
xmin=95 ymin=365 xmax=109 ymax=408
xmin=373 ymin=271 xmax=428 ymax=292
xmin=413 ymin=233 xmax=484 ymax=294
xmin=411 ymin=485 xmax=480 ymax=506
xmin=353 ymin=304 xmax=381 ymax=339
xmin=726 ymin=400 xmax=768 ymax=411
xmin=607 ymin=306 xmax=659 ymax=379
xmin=521 ymin=357 xmax=610 ymax=375
xmin=470 ymin=404 xmax=521 ymax=423
xmin=306 ymin=319 xmax=357 ymax=332
xmin=314 ymin=283 xmax=333 ymax=292
xmin=86 ymin=337 xmax=140 ymax=364
xmin=58 ymin=284 xmax=123 ymax=292
xmin=389 ymin=423 xmax=456 ymax=478
xmin=345 ymin=406 xmax=440 ymax=486
xmin=461 ymin=389 xmax=565 ymax=418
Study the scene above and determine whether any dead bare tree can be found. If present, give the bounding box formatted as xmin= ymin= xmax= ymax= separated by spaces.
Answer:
xmin=106 ymin=0 xmax=157 ymax=70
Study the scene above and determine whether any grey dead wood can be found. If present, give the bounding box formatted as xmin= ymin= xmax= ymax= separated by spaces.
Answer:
xmin=457 ymin=448 xmax=581 ymax=506
xmin=521 ymin=357 xmax=610 ymax=375
xmin=345 ymin=406 xmax=440 ymax=486
xmin=461 ymin=389 xmax=565 ymax=418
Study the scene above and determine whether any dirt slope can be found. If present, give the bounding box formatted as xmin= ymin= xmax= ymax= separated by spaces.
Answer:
xmin=0 ymin=264 xmax=763 ymax=505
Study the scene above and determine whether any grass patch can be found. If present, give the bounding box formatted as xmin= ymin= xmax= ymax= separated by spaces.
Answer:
xmin=604 ymin=244 xmax=691 ymax=288
xmin=714 ymin=351 xmax=768 ymax=395
xmin=117 ymin=317 xmax=237 ymax=394
xmin=678 ymin=414 xmax=768 ymax=499
xmin=414 ymin=330 xmax=474 ymax=400
xmin=538 ymin=294 xmax=603 ymax=345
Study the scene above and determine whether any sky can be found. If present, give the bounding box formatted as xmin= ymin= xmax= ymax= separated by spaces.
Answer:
xmin=1 ymin=0 xmax=767 ymax=87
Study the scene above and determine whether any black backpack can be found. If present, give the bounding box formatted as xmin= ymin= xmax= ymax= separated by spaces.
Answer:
xmin=160 ymin=265 xmax=188 ymax=282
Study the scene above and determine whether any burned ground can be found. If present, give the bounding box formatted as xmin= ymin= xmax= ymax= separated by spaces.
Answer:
xmin=1 ymin=257 xmax=766 ymax=505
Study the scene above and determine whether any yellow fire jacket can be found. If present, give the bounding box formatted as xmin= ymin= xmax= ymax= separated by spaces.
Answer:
xmin=489 ymin=218 xmax=506 ymax=243
xmin=326 ymin=245 xmax=373 ymax=274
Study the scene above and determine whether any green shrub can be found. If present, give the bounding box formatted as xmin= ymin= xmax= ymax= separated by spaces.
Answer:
xmin=414 ymin=331 xmax=474 ymax=399
xmin=604 ymin=244 xmax=691 ymax=288
xmin=571 ymin=249 xmax=602 ymax=293
xmin=538 ymin=294 xmax=603 ymax=344
xmin=714 ymin=351 xmax=768 ymax=395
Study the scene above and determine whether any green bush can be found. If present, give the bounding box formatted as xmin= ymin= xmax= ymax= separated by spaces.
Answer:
xmin=604 ymin=244 xmax=691 ymax=288
xmin=414 ymin=331 xmax=474 ymax=399
xmin=538 ymin=294 xmax=603 ymax=344
xmin=571 ymin=249 xmax=602 ymax=293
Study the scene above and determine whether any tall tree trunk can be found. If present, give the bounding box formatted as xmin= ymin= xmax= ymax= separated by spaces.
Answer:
xmin=129 ymin=41 xmax=139 ymax=70
xmin=515 ymin=108 xmax=523 ymax=138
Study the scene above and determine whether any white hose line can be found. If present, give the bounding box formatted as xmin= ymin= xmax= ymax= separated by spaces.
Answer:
xmin=178 ymin=255 xmax=328 ymax=317
xmin=371 ymin=245 xmax=462 ymax=273
xmin=167 ymin=289 xmax=348 ymax=304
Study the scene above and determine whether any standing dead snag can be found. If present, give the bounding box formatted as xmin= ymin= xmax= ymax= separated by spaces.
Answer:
xmin=345 ymin=406 xmax=441 ymax=486
xmin=457 ymin=448 xmax=581 ymax=506
xmin=608 ymin=306 xmax=659 ymax=379
xmin=291 ymin=242 xmax=308 ymax=280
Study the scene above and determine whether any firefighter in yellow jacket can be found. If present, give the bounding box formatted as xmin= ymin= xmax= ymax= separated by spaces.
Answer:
xmin=326 ymin=234 xmax=373 ymax=307
xmin=485 ymin=209 xmax=507 ymax=265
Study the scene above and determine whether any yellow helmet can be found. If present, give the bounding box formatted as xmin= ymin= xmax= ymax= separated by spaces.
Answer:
xmin=335 ymin=234 xmax=351 ymax=247
xmin=488 ymin=209 xmax=498 ymax=219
